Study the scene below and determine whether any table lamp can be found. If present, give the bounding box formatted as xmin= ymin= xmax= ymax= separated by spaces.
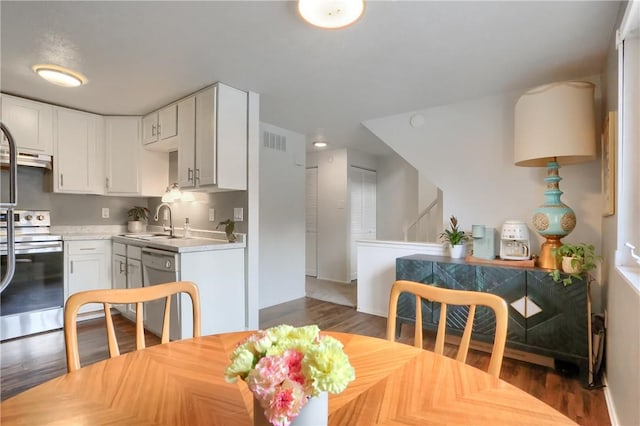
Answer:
xmin=514 ymin=81 xmax=596 ymax=269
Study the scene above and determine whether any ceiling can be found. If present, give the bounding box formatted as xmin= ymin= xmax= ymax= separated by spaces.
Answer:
xmin=0 ymin=1 xmax=622 ymax=157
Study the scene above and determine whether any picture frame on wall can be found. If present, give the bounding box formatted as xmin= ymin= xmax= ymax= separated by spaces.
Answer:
xmin=602 ymin=111 xmax=617 ymax=216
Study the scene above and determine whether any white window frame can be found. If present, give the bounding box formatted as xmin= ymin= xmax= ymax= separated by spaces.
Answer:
xmin=616 ymin=0 xmax=640 ymax=286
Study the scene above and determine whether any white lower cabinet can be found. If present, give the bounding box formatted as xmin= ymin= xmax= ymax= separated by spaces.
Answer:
xmin=112 ymin=253 xmax=127 ymax=313
xmin=112 ymin=242 xmax=145 ymax=318
xmin=65 ymin=240 xmax=111 ymax=315
xmin=177 ymin=248 xmax=245 ymax=337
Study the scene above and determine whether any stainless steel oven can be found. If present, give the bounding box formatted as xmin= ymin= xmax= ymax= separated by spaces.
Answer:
xmin=0 ymin=210 xmax=64 ymax=341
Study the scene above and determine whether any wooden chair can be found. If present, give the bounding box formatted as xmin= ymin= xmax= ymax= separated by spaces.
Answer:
xmin=64 ymin=281 xmax=201 ymax=372
xmin=386 ymin=280 xmax=508 ymax=377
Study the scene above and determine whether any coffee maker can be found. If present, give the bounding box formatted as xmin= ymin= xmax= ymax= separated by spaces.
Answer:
xmin=500 ymin=220 xmax=531 ymax=260
xmin=471 ymin=225 xmax=498 ymax=260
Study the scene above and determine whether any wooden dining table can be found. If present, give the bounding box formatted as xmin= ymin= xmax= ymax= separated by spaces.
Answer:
xmin=1 ymin=330 xmax=575 ymax=425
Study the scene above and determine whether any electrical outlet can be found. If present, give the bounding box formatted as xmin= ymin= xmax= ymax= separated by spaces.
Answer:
xmin=209 ymin=208 xmax=215 ymax=222
xmin=101 ymin=208 xmax=109 ymax=219
xmin=234 ymin=207 xmax=244 ymax=222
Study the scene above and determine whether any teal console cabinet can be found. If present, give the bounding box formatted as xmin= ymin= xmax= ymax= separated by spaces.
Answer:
xmin=396 ymin=254 xmax=590 ymax=384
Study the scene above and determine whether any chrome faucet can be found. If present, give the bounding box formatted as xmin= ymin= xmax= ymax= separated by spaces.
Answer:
xmin=154 ymin=203 xmax=174 ymax=237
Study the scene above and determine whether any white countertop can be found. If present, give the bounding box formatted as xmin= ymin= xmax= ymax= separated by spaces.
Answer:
xmin=55 ymin=225 xmax=246 ymax=253
xmin=111 ymin=235 xmax=245 ymax=253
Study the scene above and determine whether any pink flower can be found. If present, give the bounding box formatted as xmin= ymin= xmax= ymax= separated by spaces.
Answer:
xmin=262 ymin=379 xmax=307 ymax=426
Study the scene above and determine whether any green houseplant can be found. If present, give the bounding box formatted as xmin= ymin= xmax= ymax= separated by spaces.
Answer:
xmin=127 ymin=206 xmax=149 ymax=233
xmin=549 ymin=242 xmax=602 ymax=286
xmin=439 ymin=215 xmax=469 ymax=258
xmin=217 ymin=219 xmax=236 ymax=242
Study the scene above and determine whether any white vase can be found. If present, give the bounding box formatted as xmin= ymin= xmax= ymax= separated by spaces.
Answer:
xmin=562 ymin=256 xmax=583 ymax=274
xmin=449 ymin=244 xmax=466 ymax=259
xmin=253 ymin=392 xmax=328 ymax=426
xmin=127 ymin=221 xmax=146 ymax=233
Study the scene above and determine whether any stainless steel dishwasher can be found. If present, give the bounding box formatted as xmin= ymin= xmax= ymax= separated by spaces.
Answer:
xmin=141 ymin=247 xmax=180 ymax=339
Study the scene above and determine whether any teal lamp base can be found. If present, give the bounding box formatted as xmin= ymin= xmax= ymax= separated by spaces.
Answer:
xmin=532 ymin=161 xmax=576 ymax=269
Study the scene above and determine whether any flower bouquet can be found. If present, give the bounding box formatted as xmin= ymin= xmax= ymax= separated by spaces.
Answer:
xmin=224 ymin=324 xmax=355 ymax=426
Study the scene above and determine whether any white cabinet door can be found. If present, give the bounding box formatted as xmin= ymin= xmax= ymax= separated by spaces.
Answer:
xmin=177 ymin=96 xmax=196 ymax=189
xmin=54 ymin=108 xmax=102 ymax=193
xmin=105 ymin=117 xmax=140 ymax=194
xmin=126 ymin=258 xmax=142 ymax=316
xmin=215 ymin=83 xmax=247 ymax=190
xmin=66 ymin=241 xmax=110 ymax=315
xmin=190 ymin=83 xmax=247 ymax=191
xmin=1 ymin=94 xmax=53 ymax=154
xmin=112 ymin=254 xmax=127 ymax=313
xmin=142 ymin=112 xmax=158 ymax=145
xmin=195 ymin=86 xmax=216 ymax=186
xmin=158 ymin=103 xmax=177 ymax=141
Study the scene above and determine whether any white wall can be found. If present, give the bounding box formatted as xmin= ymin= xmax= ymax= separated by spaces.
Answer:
xmin=363 ymin=83 xmax=603 ymax=257
xmin=376 ymin=154 xmax=418 ymax=241
xmin=258 ymin=122 xmax=306 ymax=308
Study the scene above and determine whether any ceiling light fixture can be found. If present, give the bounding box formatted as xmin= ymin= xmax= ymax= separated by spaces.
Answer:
xmin=312 ymin=128 xmax=329 ymax=148
xmin=298 ymin=0 xmax=365 ymax=29
xmin=32 ymin=64 xmax=87 ymax=87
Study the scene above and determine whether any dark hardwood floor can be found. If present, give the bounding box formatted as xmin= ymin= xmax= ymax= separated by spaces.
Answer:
xmin=1 ymin=297 xmax=610 ymax=425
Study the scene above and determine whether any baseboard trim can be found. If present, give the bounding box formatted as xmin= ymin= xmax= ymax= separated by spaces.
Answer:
xmin=602 ymin=373 xmax=619 ymax=426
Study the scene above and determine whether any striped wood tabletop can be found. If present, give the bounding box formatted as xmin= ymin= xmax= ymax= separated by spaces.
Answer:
xmin=1 ymin=331 xmax=575 ymax=425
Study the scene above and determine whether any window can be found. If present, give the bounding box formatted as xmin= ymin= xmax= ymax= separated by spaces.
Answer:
xmin=617 ymin=0 xmax=640 ymax=278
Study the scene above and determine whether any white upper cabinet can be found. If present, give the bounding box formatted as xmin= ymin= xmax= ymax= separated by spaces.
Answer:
xmin=142 ymin=103 xmax=179 ymax=151
xmin=177 ymin=96 xmax=196 ymax=188
xmin=54 ymin=107 xmax=104 ymax=194
xmin=142 ymin=112 xmax=158 ymax=145
xmin=105 ymin=117 xmax=141 ymax=194
xmin=105 ymin=116 xmax=169 ymax=196
xmin=1 ymin=94 xmax=53 ymax=154
xmin=179 ymin=83 xmax=247 ymax=191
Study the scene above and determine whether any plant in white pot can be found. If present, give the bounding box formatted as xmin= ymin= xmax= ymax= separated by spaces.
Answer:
xmin=439 ymin=215 xmax=470 ymax=259
xmin=127 ymin=206 xmax=149 ymax=233
xmin=549 ymin=242 xmax=602 ymax=286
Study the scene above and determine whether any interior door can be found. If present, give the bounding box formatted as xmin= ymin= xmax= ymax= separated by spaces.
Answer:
xmin=350 ymin=166 xmax=376 ymax=280
xmin=305 ymin=167 xmax=318 ymax=276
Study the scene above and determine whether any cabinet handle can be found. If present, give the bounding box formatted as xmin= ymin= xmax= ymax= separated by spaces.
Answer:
xmin=70 ymin=260 xmax=74 ymax=274
xmin=195 ymin=168 xmax=200 ymax=185
xmin=60 ymin=173 xmax=64 ymax=187
xmin=119 ymin=261 xmax=126 ymax=274
xmin=79 ymin=247 xmax=95 ymax=251
xmin=151 ymin=124 xmax=156 ymax=137
xmin=157 ymin=123 xmax=161 ymax=136
xmin=188 ymin=168 xmax=193 ymax=182
xmin=106 ymin=177 xmax=110 ymax=189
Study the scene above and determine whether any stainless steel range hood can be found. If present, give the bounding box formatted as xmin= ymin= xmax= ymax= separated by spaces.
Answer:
xmin=0 ymin=149 xmax=52 ymax=169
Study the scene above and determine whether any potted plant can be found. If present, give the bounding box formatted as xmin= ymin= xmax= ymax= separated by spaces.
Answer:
xmin=127 ymin=206 xmax=149 ymax=233
xmin=217 ymin=219 xmax=236 ymax=242
xmin=439 ymin=215 xmax=469 ymax=259
xmin=549 ymin=242 xmax=602 ymax=286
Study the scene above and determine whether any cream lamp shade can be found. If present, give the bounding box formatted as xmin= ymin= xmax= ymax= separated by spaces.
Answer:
xmin=515 ymin=81 xmax=596 ymax=166
xmin=513 ymin=80 xmax=597 ymax=270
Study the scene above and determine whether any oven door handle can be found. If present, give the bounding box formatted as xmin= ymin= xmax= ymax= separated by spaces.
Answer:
xmin=1 ymin=241 xmax=63 ymax=255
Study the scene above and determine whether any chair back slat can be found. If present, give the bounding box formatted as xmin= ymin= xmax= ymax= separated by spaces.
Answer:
xmin=64 ymin=281 xmax=201 ymax=372
xmin=387 ymin=280 xmax=508 ymax=377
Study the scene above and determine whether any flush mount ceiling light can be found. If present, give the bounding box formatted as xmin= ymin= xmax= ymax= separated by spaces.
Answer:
xmin=32 ymin=64 xmax=87 ymax=87
xmin=312 ymin=128 xmax=329 ymax=148
xmin=298 ymin=0 xmax=365 ymax=29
